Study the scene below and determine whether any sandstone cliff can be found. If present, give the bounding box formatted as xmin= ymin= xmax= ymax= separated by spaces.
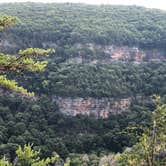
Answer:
xmin=55 ymin=97 xmax=131 ymax=118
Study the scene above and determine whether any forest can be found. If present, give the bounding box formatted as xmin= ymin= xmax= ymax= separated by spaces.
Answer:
xmin=0 ymin=3 xmax=166 ymax=51
xmin=0 ymin=2 xmax=166 ymax=166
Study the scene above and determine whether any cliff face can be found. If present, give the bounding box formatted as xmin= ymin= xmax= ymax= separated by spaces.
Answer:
xmin=1 ymin=39 xmax=162 ymax=118
xmin=55 ymin=97 xmax=131 ymax=118
xmin=66 ymin=44 xmax=165 ymax=64
xmin=1 ymin=38 xmax=165 ymax=63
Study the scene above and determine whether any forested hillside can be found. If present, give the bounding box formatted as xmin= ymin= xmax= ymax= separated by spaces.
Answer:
xmin=0 ymin=3 xmax=166 ymax=165
xmin=0 ymin=3 xmax=165 ymax=98
xmin=0 ymin=3 xmax=166 ymax=51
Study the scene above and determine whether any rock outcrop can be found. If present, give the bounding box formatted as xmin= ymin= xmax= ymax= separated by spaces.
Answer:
xmin=67 ymin=44 xmax=165 ymax=64
xmin=55 ymin=97 xmax=131 ymax=118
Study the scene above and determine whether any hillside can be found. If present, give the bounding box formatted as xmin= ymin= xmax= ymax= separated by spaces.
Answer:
xmin=0 ymin=3 xmax=166 ymax=51
xmin=0 ymin=3 xmax=166 ymax=165
xmin=0 ymin=3 xmax=165 ymax=99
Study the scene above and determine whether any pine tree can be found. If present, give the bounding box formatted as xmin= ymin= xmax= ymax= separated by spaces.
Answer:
xmin=0 ymin=15 xmax=54 ymax=97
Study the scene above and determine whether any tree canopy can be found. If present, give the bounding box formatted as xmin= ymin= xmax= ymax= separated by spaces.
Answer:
xmin=0 ymin=3 xmax=166 ymax=50
xmin=0 ymin=4 xmax=165 ymax=166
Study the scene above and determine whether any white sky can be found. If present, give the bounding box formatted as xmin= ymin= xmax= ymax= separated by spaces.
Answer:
xmin=0 ymin=0 xmax=166 ymax=10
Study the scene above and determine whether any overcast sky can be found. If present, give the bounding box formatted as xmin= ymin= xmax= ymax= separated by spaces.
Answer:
xmin=0 ymin=0 xmax=166 ymax=10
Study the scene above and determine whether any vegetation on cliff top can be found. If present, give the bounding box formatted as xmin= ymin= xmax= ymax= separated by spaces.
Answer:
xmin=0 ymin=3 xmax=166 ymax=166
xmin=0 ymin=3 xmax=166 ymax=50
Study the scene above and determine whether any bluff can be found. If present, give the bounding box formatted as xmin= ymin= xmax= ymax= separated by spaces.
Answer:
xmin=55 ymin=97 xmax=131 ymax=118
xmin=0 ymin=3 xmax=166 ymax=118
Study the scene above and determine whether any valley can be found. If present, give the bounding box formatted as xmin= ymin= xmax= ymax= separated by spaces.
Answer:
xmin=0 ymin=2 xmax=166 ymax=165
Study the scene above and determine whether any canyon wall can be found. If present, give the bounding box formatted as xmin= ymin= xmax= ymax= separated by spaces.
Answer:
xmin=67 ymin=44 xmax=165 ymax=64
xmin=55 ymin=97 xmax=131 ymax=118
xmin=1 ymin=38 xmax=165 ymax=63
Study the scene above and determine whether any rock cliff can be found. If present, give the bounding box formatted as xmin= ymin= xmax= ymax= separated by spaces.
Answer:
xmin=66 ymin=44 xmax=165 ymax=64
xmin=55 ymin=97 xmax=131 ymax=118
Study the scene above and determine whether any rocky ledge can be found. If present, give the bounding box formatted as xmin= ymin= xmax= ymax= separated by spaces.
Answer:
xmin=55 ymin=97 xmax=131 ymax=118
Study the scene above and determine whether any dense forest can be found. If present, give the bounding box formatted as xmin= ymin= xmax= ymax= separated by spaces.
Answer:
xmin=0 ymin=3 xmax=166 ymax=166
xmin=0 ymin=3 xmax=166 ymax=51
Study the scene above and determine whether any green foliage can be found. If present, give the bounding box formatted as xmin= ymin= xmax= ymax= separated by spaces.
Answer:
xmin=0 ymin=48 xmax=53 ymax=74
xmin=0 ymin=95 xmax=153 ymax=159
xmin=118 ymin=97 xmax=166 ymax=166
xmin=0 ymin=156 xmax=12 ymax=166
xmin=27 ymin=61 xmax=166 ymax=98
xmin=0 ymin=75 xmax=34 ymax=96
xmin=0 ymin=3 xmax=165 ymax=165
xmin=0 ymin=144 xmax=67 ymax=166
xmin=16 ymin=144 xmax=59 ymax=166
xmin=0 ymin=3 xmax=166 ymax=49
xmin=0 ymin=16 xmax=54 ymax=96
xmin=0 ymin=15 xmax=19 ymax=30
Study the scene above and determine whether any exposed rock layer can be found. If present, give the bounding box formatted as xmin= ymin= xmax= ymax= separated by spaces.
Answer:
xmin=55 ymin=97 xmax=131 ymax=118
xmin=67 ymin=44 xmax=165 ymax=64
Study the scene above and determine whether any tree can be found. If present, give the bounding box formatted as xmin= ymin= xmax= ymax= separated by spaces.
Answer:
xmin=15 ymin=144 xmax=59 ymax=166
xmin=0 ymin=156 xmax=12 ymax=166
xmin=118 ymin=96 xmax=166 ymax=166
xmin=0 ymin=15 xmax=54 ymax=97
xmin=0 ymin=144 xmax=59 ymax=166
xmin=0 ymin=144 xmax=71 ymax=166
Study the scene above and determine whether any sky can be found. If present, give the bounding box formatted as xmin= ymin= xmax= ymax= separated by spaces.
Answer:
xmin=0 ymin=0 xmax=166 ymax=10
